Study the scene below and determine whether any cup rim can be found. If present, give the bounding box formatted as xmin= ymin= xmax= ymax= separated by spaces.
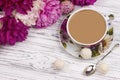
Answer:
xmin=67 ymin=8 xmax=108 ymax=46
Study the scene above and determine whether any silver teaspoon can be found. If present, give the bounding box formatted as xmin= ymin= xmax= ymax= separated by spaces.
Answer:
xmin=83 ymin=43 xmax=119 ymax=76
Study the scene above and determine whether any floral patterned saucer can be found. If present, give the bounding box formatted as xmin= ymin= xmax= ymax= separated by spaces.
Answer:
xmin=60 ymin=14 xmax=114 ymax=58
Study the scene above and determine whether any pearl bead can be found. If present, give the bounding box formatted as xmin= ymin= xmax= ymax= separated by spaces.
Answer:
xmin=53 ymin=59 xmax=65 ymax=70
xmin=97 ymin=61 xmax=109 ymax=74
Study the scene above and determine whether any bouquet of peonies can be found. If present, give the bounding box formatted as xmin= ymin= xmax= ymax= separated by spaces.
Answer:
xmin=0 ymin=0 xmax=61 ymax=45
xmin=0 ymin=0 xmax=96 ymax=45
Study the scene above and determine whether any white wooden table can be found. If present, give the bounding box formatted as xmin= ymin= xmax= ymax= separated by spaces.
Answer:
xmin=0 ymin=0 xmax=120 ymax=80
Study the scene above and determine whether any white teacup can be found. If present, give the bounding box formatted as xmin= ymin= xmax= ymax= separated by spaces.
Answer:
xmin=67 ymin=8 xmax=108 ymax=46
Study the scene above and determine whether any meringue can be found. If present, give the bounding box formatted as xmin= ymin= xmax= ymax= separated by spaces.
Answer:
xmin=80 ymin=48 xmax=92 ymax=59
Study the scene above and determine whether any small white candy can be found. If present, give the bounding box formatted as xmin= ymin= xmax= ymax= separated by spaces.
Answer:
xmin=97 ymin=61 xmax=109 ymax=74
xmin=80 ymin=48 xmax=92 ymax=59
xmin=53 ymin=59 xmax=64 ymax=70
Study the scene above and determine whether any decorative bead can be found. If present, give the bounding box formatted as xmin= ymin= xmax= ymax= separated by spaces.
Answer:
xmin=80 ymin=48 xmax=92 ymax=59
xmin=53 ymin=59 xmax=65 ymax=70
xmin=61 ymin=1 xmax=74 ymax=15
xmin=97 ymin=61 xmax=109 ymax=74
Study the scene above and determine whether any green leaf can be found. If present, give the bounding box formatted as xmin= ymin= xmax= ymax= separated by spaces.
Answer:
xmin=108 ymin=14 xmax=114 ymax=20
xmin=92 ymin=50 xmax=100 ymax=57
xmin=69 ymin=40 xmax=74 ymax=44
xmin=62 ymin=42 xmax=67 ymax=48
xmin=107 ymin=27 xmax=113 ymax=35
xmin=60 ymin=30 xmax=63 ymax=34
xmin=91 ymin=44 xmax=100 ymax=57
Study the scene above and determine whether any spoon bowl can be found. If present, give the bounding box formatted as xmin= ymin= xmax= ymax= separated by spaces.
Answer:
xmin=83 ymin=65 xmax=96 ymax=76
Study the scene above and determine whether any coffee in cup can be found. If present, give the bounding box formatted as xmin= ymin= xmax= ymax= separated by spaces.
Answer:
xmin=67 ymin=9 xmax=107 ymax=45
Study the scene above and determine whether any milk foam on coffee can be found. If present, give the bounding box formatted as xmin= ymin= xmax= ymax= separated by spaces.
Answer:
xmin=68 ymin=10 xmax=106 ymax=45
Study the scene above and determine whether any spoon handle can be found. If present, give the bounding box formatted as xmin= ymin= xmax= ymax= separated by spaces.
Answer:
xmin=96 ymin=43 xmax=119 ymax=65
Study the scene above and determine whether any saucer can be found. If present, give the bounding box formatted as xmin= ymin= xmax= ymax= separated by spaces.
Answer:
xmin=60 ymin=14 xmax=114 ymax=58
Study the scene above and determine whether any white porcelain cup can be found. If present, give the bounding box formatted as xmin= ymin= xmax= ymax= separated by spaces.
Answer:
xmin=67 ymin=8 xmax=108 ymax=46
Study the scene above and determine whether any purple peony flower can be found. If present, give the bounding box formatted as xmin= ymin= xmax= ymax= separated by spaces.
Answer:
xmin=71 ymin=0 xmax=96 ymax=6
xmin=0 ymin=0 xmax=34 ymax=16
xmin=0 ymin=16 xmax=29 ymax=45
xmin=61 ymin=19 xmax=67 ymax=33
xmin=35 ymin=0 xmax=61 ymax=28
xmin=60 ymin=18 xmax=69 ymax=42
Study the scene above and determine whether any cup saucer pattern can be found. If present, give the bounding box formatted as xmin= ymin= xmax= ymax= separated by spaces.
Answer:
xmin=60 ymin=14 xmax=114 ymax=58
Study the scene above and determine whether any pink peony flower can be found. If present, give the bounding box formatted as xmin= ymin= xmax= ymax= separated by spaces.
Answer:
xmin=71 ymin=0 xmax=96 ymax=6
xmin=0 ymin=16 xmax=29 ymax=45
xmin=14 ymin=0 xmax=44 ymax=26
xmin=61 ymin=1 xmax=74 ymax=14
xmin=35 ymin=0 xmax=61 ymax=28
xmin=0 ymin=0 xmax=34 ymax=16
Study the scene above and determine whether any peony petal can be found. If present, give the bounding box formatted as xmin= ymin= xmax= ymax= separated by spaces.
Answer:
xmin=0 ymin=16 xmax=29 ymax=45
